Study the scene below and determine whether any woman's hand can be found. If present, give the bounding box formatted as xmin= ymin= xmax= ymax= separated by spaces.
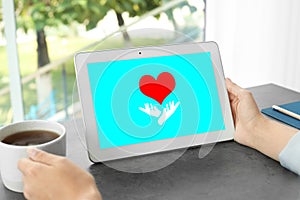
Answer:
xmin=18 ymin=149 xmax=102 ymax=200
xmin=226 ymin=78 xmax=265 ymax=148
xmin=226 ymin=78 xmax=298 ymax=160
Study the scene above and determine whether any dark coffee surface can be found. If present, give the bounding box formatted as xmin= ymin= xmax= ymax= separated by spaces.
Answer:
xmin=1 ymin=130 xmax=59 ymax=146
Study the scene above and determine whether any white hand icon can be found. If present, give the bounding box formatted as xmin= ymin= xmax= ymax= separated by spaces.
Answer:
xmin=138 ymin=103 xmax=161 ymax=117
xmin=158 ymin=101 xmax=180 ymax=125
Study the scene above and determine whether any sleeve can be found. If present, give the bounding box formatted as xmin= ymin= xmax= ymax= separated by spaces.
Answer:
xmin=279 ymin=131 xmax=300 ymax=175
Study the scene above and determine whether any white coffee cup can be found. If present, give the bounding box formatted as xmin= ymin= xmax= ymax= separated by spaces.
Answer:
xmin=0 ymin=120 xmax=66 ymax=193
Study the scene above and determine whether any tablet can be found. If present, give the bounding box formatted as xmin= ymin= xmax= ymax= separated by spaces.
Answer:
xmin=74 ymin=42 xmax=234 ymax=162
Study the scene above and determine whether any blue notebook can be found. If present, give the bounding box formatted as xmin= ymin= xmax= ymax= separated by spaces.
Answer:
xmin=261 ymin=101 xmax=300 ymax=129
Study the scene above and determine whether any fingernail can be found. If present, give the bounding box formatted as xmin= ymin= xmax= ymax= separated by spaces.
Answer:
xmin=27 ymin=148 xmax=38 ymax=158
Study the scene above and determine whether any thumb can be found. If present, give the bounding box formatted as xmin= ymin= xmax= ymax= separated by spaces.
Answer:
xmin=28 ymin=148 xmax=61 ymax=166
xmin=225 ymin=78 xmax=242 ymax=96
xmin=153 ymin=106 xmax=159 ymax=111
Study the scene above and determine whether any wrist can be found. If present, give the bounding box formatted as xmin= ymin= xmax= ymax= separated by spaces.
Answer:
xmin=251 ymin=115 xmax=270 ymax=150
xmin=76 ymin=182 xmax=102 ymax=200
xmin=86 ymin=185 xmax=102 ymax=200
xmin=79 ymin=189 xmax=102 ymax=200
xmin=251 ymin=115 xmax=298 ymax=161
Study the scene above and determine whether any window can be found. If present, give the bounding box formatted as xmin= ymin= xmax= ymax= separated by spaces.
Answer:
xmin=0 ymin=0 xmax=206 ymax=126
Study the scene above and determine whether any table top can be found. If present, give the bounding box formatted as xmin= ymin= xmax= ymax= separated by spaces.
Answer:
xmin=1 ymin=83 xmax=300 ymax=200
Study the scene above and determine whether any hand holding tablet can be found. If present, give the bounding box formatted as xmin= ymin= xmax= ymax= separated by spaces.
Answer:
xmin=74 ymin=42 xmax=234 ymax=162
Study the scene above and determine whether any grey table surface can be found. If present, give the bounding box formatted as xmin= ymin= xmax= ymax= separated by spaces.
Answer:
xmin=1 ymin=83 xmax=300 ymax=200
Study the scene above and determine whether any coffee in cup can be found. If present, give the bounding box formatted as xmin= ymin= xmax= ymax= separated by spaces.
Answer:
xmin=0 ymin=120 xmax=66 ymax=193
xmin=2 ymin=130 xmax=60 ymax=146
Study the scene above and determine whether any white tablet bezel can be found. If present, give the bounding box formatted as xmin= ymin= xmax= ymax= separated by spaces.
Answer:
xmin=74 ymin=42 xmax=234 ymax=162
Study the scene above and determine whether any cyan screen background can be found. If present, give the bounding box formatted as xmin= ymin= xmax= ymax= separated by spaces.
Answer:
xmin=87 ymin=52 xmax=225 ymax=149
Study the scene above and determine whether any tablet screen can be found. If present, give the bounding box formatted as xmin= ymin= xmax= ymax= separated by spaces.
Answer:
xmin=87 ymin=52 xmax=225 ymax=149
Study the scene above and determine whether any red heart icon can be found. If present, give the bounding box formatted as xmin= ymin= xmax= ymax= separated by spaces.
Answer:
xmin=139 ymin=72 xmax=176 ymax=104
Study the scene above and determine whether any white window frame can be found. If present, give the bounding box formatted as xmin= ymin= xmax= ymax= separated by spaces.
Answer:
xmin=2 ymin=0 xmax=24 ymax=122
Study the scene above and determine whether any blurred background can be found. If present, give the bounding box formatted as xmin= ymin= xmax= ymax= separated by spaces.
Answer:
xmin=0 ymin=0 xmax=205 ymax=126
xmin=0 ymin=0 xmax=299 ymax=126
